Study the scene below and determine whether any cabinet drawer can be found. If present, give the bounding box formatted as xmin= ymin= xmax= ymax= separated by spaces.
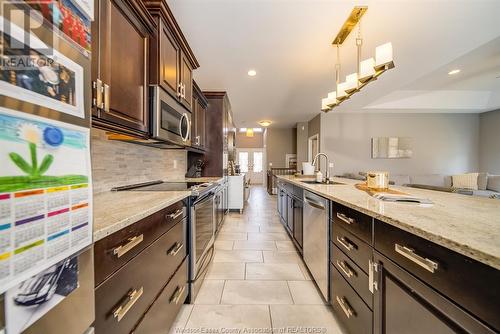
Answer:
xmin=374 ymin=220 xmax=500 ymax=331
xmin=332 ymin=224 xmax=372 ymax=274
xmin=331 ymin=242 xmax=372 ymax=309
xmin=331 ymin=264 xmax=373 ymax=334
xmin=95 ymin=219 xmax=187 ymax=334
xmin=95 ymin=200 xmax=186 ymax=285
xmin=134 ymin=258 xmax=188 ymax=334
xmin=331 ymin=202 xmax=372 ymax=244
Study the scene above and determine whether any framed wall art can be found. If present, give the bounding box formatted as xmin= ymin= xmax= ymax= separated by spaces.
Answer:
xmin=0 ymin=17 xmax=85 ymax=119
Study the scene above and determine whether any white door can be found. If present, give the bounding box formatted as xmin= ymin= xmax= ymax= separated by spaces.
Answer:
xmin=236 ymin=149 xmax=264 ymax=184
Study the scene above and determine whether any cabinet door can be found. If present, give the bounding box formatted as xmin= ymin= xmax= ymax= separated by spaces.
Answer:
xmin=97 ymin=0 xmax=151 ymax=133
xmin=191 ymin=95 xmax=199 ymax=146
xmin=293 ymin=199 xmax=303 ymax=249
xmin=180 ymin=52 xmax=193 ymax=111
xmin=374 ymin=252 xmax=495 ymax=334
xmin=197 ymin=102 xmax=206 ymax=148
xmin=159 ymin=20 xmax=181 ymax=100
xmin=286 ymin=195 xmax=294 ymax=234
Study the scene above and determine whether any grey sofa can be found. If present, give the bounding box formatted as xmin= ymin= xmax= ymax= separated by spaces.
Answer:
xmin=338 ymin=172 xmax=500 ymax=199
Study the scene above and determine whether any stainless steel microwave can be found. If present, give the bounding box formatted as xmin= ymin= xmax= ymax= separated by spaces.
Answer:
xmin=150 ymin=85 xmax=191 ymax=147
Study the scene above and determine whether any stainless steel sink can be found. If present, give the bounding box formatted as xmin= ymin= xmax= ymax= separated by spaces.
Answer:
xmin=300 ymin=180 xmax=345 ymax=185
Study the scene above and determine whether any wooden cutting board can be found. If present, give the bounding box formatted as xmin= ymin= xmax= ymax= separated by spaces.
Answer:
xmin=355 ymin=183 xmax=409 ymax=196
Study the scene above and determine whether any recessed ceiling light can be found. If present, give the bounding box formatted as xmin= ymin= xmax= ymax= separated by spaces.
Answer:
xmin=247 ymin=69 xmax=257 ymax=77
xmin=448 ymin=69 xmax=461 ymax=75
xmin=258 ymin=120 xmax=272 ymax=127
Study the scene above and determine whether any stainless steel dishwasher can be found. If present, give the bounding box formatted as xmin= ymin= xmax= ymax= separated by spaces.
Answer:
xmin=303 ymin=190 xmax=329 ymax=300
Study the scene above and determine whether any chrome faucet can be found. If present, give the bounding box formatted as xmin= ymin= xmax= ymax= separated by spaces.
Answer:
xmin=312 ymin=153 xmax=331 ymax=183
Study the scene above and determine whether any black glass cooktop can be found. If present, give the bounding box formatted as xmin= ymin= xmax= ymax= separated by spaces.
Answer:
xmin=111 ymin=180 xmax=216 ymax=193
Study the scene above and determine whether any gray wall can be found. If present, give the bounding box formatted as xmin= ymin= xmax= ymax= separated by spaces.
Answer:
xmin=308 ymin=114 xmax=321 ymax=140
xmin=479 ymin=109 xmax=500 ymax=174
xmin=320 ymin=113 xmax=480 ymax=176
xmin=235 ymin=131 xmax=264 ymax=148
xmin=296 ymin=122 xmax=308 ymax=168
xmin=265 ymin=128 xmax=297 ymax=168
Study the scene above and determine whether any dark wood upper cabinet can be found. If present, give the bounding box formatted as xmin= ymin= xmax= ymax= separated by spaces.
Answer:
xmin=180 ymin=52 xmax=193 ymax=110
xmin=157 ymin=19 xmax=180 ymax=98
xmin=145 ymin=0 xmax=199 ymax=113
xmin=92 ymin=0 xmax=154 ymax=136
xmin=192 ymin=81 xmax=207 ymax=149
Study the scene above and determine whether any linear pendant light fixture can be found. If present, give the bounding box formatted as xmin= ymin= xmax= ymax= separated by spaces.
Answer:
xmin=321 ymin=6 xmax=395 ymax=112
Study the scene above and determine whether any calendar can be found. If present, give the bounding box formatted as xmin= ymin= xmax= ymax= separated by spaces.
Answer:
xmin=0 ymin=107 xmax=92 ymax=294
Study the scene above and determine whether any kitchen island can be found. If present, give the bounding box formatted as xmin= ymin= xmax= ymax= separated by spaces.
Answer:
xmin=276 ymin=175 xmax=500 ymax=334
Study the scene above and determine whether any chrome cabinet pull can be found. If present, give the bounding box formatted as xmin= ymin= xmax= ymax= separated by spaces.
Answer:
xmin=336 ymin=236 xmax=354 ymax=251
xmin=368 ymin=260 xmax=378 ymax=293
xmin=177 ymin=83 xmax=182 ymax=97
xmin=113 ymin=287 xmax=143 ymax=322
xmin=93 ymin=79 xmax=103 ymax=109
xmin=336 ymin=296 xmax=354 ymax=319
xmin=170 ymin=286 xmax=186 ymax=304
xmin=336 ymin=260 xmax=354 ymax=278
xmin=113 ymin=234 xmax=144 ymax=258
xmin=167 ymin=209 xmax=183 ymax=220
xmin=395 ymin=244 xmax=439 ymax=273
xmin=337 ymin=212 xmax=355 ymax=225
xmin=103 ymin=83 xmax=110 ymax=112
xmin=167 ymin=242 xmax=184 ymax=256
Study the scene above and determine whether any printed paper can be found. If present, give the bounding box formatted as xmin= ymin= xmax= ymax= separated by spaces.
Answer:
xmin=0 ymin=107 xmax=92 ymax=294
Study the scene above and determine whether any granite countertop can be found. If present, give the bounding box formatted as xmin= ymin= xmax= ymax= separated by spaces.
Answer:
xmin=93 ymin=190 xmax=190 ymax=242
xmin=277 ymin=175 xmax=500 ymax=270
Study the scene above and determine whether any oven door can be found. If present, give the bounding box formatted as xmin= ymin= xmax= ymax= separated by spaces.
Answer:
xmin=150 ymin=85 xmax=191 ymax=146
xmin=189 ymin=191 xmax=215 ymax=302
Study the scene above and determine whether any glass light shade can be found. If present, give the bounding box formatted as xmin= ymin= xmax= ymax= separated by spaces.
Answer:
xmin=321 ymin=98 xmax=331 ymax=111
xmin=344 ymin=73 xmax=359 ymax=94
xmin=359 ymin=58 xmax=376 ymax=83
xmin=375 ymin=42 xmax=394 ymax=70
xmin=246 ymin=128 xmax=254 ymax=137
xmin=258 ymin=120 xmax=272 ymax=127
xmin=326 ymin=91 xmax=338 ymax=107
xmin=336 ymin=81 xmax=349 ymax=100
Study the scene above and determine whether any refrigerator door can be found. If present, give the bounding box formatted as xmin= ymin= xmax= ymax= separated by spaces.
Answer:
xmin=22 ymin=247 xmax=95 ymax=334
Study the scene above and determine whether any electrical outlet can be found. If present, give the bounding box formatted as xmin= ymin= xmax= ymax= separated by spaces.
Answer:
xmin=173 ymin=160 xmax=177 ymax=169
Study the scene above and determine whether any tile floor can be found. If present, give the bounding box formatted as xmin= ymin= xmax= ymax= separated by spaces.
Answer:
xmin=171 ymin=186 xmax=346 ymax=334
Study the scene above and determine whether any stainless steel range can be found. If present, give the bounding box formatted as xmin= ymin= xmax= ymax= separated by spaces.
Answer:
xmin=112 ymin=180 xmax=218 ymax=303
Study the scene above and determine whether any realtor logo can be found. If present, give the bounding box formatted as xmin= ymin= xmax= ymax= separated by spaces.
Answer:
xmin=1 ymin=1 xmax=55 ymax=56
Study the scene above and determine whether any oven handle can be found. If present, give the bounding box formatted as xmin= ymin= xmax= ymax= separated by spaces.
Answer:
xmin=193 ymin=191 xmax=215 ymax=207
xmin=193 ymin=246 xmax=215 ymax=281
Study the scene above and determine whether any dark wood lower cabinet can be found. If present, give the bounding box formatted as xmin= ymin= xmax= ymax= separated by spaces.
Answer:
xmin=373 ymin=252 xmax=495 ymax=334
xmin=133 ymin=258 xmax=188 ymax=334
xmin=95 ymin=217 xmax=187 ymax=334
xmin=331 ymin=264 xmax=373 ymax=334
xmin=292 ymin=198 xmax=303 ymax=251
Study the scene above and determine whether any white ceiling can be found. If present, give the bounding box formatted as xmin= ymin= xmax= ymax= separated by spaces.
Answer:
xmin=169 ymin=0 xmax=500 ymax=128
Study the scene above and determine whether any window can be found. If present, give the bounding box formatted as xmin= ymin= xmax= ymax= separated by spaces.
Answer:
xmin=239 ymin=152 xmax=249 ymax=172
xmin=253 ymin=152 xmax=263 ymax=172
xmin=239 ymin=128 xmax=263 ymax=133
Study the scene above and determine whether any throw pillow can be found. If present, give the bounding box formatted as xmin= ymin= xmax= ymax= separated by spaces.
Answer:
xmin=487 ymin=175 xmax=500 ymax=192
xmin=452 ymin=173 xmax=479 ymax=190
xmin=477 ymin=173 xmax=488 ymax=190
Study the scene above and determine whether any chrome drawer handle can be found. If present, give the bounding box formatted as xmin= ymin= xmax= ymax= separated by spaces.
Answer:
xmin=395 ymin=244 xmax=439 ymax=273
xmin=336 ymin=260 xmax=354 ymax=278
xmin=337 ymin=212 xmax=355 ymax=225
xmin=167 ymin=209 xmax=183 ymax=220
xmin=336 ymin=236 xmax=354 ymax=251
xmin=113 ymin=234 xmax=144 ymax=258
xmin=368 ymin=260 xmax=378 ymax=293
xmin=113 ymin=287 xmax=143 ymax=322
xmin=170 ymin=286 xmax=186 ymax=304
xmin=336 ymin=296 xmax=354 ymax=319
xmin=167 ymin=242 xmax=184 ymax=256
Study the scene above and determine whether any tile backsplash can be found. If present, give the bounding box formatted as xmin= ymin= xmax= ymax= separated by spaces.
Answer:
xmin=91 ymin=129 xmax=187 ymax=193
